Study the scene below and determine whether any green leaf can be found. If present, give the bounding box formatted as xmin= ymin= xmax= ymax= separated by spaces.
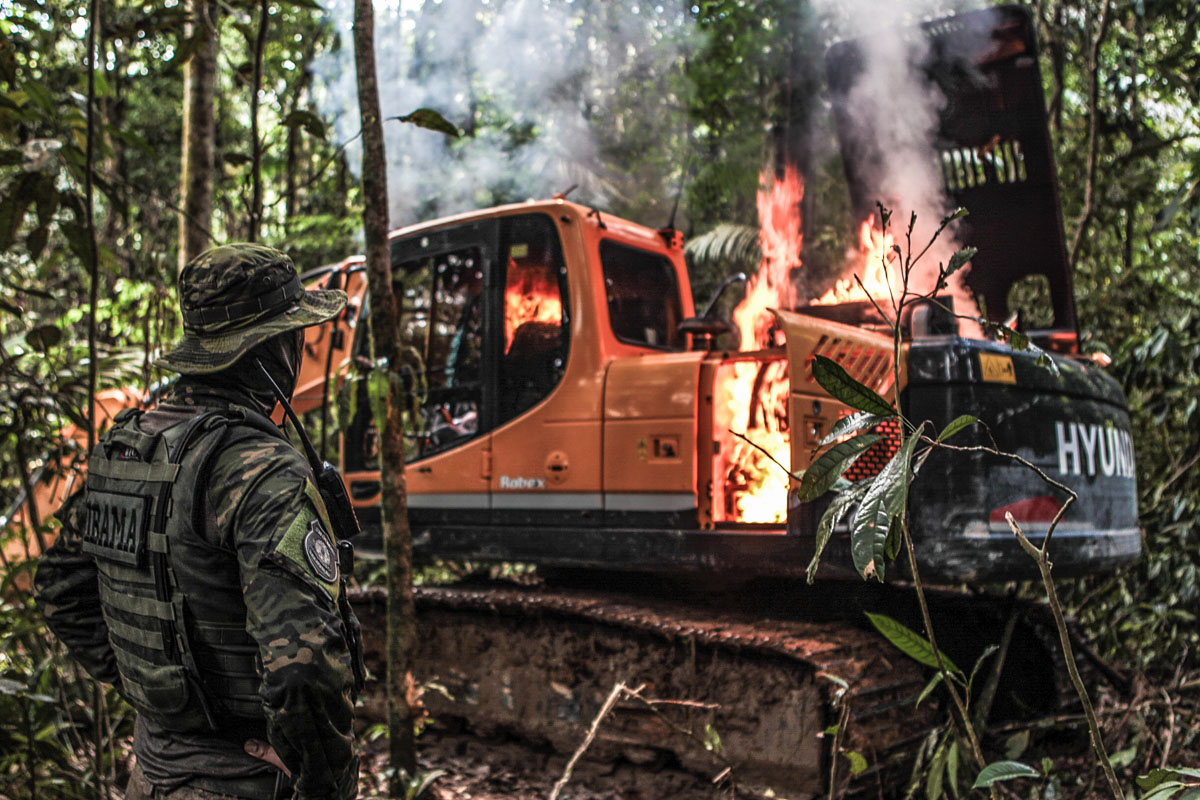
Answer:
xmin=967 ymin=645 xmax=1000 ymax=694
xmin=1140 ymin=769 xmax=1200 ymax=791
xmin=811 ymin=355 xmax=895 ymax=417
xmin=850 ymin=424 xmax=922 ymax=581
xmin=275 ymin=0 xmax=324 ymax=9
xmin=971 ymin=761 xmax=1039 ymax=788
xmin=703 ymin=724 xmax=724 ymax=755
xmin=23 ymin=80 xmax=54 ymax=113
xmin=926 ymin=738 xmax=949 ymax=800
xmin=915 ymin=671 xmax=943 ymax=707
xmin=390 ymin=108 xmax=461 ymax=138
xmin=1107 ymin=745 xmax=1136 ymax=769
xmin=947 ymin=740 xmax=960 ymax=797
xmin=944 ymin=246 xmax=977 ymax=277
xmin=940 ymin=207 xmax=969 ymax=226
xmin=404 ymin=768 xmax=447 ymax=800
xmin=93 ymin=69 xmax=114 ymax=98
xmin=282 ymin=109 xmax=327 ymax=140
xmin=25 ymin=324 xmax=61 ymax=351
xmin=821 ymin=411 xmax=889 ymax=446
xmin=884 ymin=515 xmax=903 ymax=561
xmin=797 ymin=433 xmax=882 ymax=502
xmin=807 ymin=481 xmax=870 ymax=583
xmin=1004 ymin=730 xmax=1030 ymax=761
xmin=1142 ymin=784 xmax=1190 ymax=800
xmin=937 ymin=415 xmax=979 ymax=442
xmin=865 ymin=612 xmax=962 ymax=677
xmin=844 ymin=750 xmax=868 ymax=776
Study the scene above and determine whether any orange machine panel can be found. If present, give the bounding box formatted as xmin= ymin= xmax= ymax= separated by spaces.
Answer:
xmin=603 ymin=352 xmax=704 ymax=503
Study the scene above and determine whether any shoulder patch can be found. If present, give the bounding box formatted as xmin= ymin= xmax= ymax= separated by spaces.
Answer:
xmin=303 ymin=519 xmax=339 ymax=583
xmin=270 ymin=499 xmax=340 ymax=601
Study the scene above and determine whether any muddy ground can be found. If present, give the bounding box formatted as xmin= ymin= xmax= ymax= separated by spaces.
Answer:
xmin=359 ymin=722 xmax=748 ymax=800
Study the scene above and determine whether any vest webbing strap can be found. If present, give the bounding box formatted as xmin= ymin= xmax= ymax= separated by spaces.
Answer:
xmin=98 ymin=582 xmax=173 ymax=621
xmin=99 ymin=562 xmax=157 ymax=588
xmin=147 ymin=532 xmax=170 ymax=554
xmin=192 ymin=623 xmax=254 ymax=646
xmin=105 ymin=614 xmax=164 ymax=651
xmin=87 ymin=456 xmax=180 ymax=483
xmin=118 ymin=669 xmax=160 ymax=711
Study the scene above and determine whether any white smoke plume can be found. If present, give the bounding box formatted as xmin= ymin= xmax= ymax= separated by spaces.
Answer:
xmin=309 ymin=0 xmax=698 ymax=228
xmin=811 ymin=0 xmax=987 ymax=323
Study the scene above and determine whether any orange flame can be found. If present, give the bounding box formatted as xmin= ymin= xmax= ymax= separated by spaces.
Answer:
xmin=811 ymin=215 xmax=901 ymax=306
xmin=810 ymin=215 xmax=984 ymax=337
xmin=712 ymin=167 xmax=802 ymax=524
xmin=504 ymin=259 xmax=562 ymax=353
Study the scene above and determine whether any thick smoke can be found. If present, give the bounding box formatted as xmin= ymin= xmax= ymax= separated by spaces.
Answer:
xmin=812 ymin=0 xmax=985 ymax=315
xmin=310 ymin=0 xmax=698 ymax=227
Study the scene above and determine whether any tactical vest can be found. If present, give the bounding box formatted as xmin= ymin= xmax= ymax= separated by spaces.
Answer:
xmin=83 ymin=404 xmax=293 ymax=736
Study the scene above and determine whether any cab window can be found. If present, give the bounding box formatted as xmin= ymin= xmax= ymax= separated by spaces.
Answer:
xmin=395 ymin=246 xmax=485 ymax=457
xmin=601 ymin=241 xmax=684 ymax=350
xmin=498 ymin=214 xmax=569 ymax=424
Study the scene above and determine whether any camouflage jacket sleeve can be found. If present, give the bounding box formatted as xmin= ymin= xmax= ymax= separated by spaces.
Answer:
xmin=208 ymin=433 xmax=358 ymax=800
xmin=33 ymin=489 xmax=122 ymax=685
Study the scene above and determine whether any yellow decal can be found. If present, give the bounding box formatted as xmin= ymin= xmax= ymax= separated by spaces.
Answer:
xmin=636 ymin=437 xmax=648 ymax=462
xmin=979 ymin=353 xmax=1016 ymax=384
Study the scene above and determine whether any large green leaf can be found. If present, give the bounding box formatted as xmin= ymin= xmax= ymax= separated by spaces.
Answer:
xmin=806 ymin=480 xmax=870 ymax=583
xmin=865 ymin=612 xmax=962 ymax=677
xmin=849 ymin=425 xmax=921 ymax=580
xmin=684 ymin=223 xmax=761 ymax=272
xmin=1139 ymin=768 xmax=1200 ymax=792
xmin=811 ymin=355 xmax=895 ymax=417
xmin=937 ymin=414 xmax=979 ymax=442
xmin=820 ymin=411 xmax=889 ymax=446
xmin=971 ymin=761 xmax=1039 ymax=788
xmin=844 ymin=750 xmax=868 ymax=776
xmin=390 ymin=108 xmax=461 ymax=138
xmin=796 ymin=433 xmax=882 ymax=502
xmin=282 ymin=109 xmax=327 ymax=139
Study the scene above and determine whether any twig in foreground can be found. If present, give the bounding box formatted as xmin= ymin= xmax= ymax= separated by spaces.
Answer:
xmin=548 ymin=681 xmax=630 ymax=800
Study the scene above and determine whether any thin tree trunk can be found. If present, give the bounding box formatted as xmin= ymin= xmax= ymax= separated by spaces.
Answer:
xmin=352 ymin=0 xmax=418 ymax=786
xmin=284 ymin=38 xmax=315 ymax=222
xmin=1068 ymin=0 xmax=1113 ymax=270
xmin=178 ymin=0 xmax=218 ymax=272
xmin=248 ymin=0 xmax=269 ymax=242
xmin=85 ymin=0 xmax=100 ymax=453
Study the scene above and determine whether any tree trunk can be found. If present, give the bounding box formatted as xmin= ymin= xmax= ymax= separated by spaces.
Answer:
xmin=352 ymin=0 xmax=418 ymax=786
xmin=178 ymin=0 xmax=218 ymax=272
xmin=248 ymin=0 xmax=269 ymax=242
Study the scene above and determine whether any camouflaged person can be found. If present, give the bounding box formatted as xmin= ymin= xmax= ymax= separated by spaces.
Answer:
xmin=36 ymin=244 xmax=363 ymax=800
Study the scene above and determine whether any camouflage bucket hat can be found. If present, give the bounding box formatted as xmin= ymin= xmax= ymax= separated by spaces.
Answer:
xmin=157 ymin=243 xmax=347 ymax=375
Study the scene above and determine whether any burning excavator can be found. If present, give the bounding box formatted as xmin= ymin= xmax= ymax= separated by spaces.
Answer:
xmin=10 ymin=5 xmax=1139 ymax=795
xmin=324 ymin=5 xmax=1137 ymax=584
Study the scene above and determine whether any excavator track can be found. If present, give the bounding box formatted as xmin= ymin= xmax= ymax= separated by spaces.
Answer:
xmin=351 ymin=583 xmax=938 ymax=798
